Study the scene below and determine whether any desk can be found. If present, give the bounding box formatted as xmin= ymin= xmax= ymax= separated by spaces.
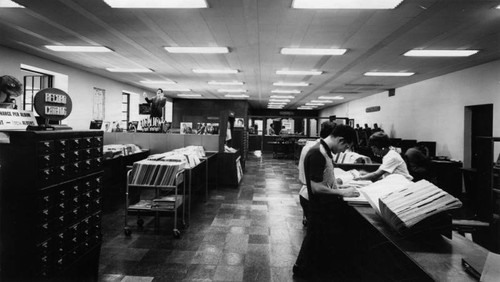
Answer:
xmin=349 ymin=205 xmax=489 ymax=281
xmin=268 ymin=141 xmax=294 ymax=159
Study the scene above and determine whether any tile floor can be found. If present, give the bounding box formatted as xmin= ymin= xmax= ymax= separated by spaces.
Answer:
xmin=98 ymin=153 xmax=306 ymax=282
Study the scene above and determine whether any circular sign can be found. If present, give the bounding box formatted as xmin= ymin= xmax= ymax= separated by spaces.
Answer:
xmin=33 ymin=88 xmax=73 ymax=121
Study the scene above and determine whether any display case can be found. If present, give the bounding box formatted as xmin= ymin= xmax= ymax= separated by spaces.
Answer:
xmin=0 ymin=130 xmax=103 ymax=281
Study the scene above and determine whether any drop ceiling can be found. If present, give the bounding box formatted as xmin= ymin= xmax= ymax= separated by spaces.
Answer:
xmin=1 ymin=0 xmax=500 ymax=110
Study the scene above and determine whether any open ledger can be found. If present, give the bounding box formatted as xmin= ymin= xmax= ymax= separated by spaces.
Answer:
xmin=359 ymin=174 xmax=462 ymax=233
xmin=335 ymin=168 xmax=372 ymax=204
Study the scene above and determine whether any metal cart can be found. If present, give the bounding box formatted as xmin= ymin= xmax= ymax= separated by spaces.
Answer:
xmin=124 ymin=169 xmax=187 ymax=238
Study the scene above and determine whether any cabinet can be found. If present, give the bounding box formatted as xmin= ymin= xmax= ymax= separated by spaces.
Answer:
xmin=0 ymin=130 xmax=103 ymax=281
xmin=475 ymin=136 xmax=500 ymax=252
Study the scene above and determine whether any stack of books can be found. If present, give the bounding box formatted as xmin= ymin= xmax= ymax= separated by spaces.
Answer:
xmin=379 ymin=179 xmax=462 ymax=231
xmin=152 ymin=195 xmax=183 ymax=210
xmin=130 ymin=160 xmax=184 ymax=186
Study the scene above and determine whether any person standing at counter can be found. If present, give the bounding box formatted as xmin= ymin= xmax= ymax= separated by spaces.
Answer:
xmin=267 ymin=123 xmax=275 ymax=135
xmin=298 ymin=121 xmax=337 ymax=227
xmin=355 ymin=131 xmax=413 ymax=182
xmin=293 ymin=125 xmax=360 ymax=280
xmin=143 ymin=88 xmax=167 ymax=118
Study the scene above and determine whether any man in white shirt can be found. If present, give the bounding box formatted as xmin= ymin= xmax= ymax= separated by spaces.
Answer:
xmin=355 ymin=132 xmax=413 ymax=181
xmin=298 ymin=121 xmax=337 ymax=226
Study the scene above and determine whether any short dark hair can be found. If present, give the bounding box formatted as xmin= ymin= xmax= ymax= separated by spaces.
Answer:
xmin=330 ymin=124 xmax=356 ymax=144
xmin=157 ymin=88 xmax=163 ymax=93
xmin=320 ymin=121 xmax=336 ymax=138
xmin=369 ymin=132 xmax=390 ymax=149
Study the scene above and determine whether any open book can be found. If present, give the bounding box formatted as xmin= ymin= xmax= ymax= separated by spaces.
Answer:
xmin=359 ymin=175 xmax=462 ymax=233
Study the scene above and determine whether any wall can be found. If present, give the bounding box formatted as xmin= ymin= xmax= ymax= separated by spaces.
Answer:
xmin=0 ymin=46 xmax=170 ymax=130
xmin=172 ymin=99 xmax=249 ymax=128
xmin=321 ymin=59 xmax=500 ymax=162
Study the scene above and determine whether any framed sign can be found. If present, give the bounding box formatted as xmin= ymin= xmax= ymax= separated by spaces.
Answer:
xmin=33 ymin=88 xmax=72 ymax=121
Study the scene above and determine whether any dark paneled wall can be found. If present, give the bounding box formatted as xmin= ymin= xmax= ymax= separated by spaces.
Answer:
xmin=249 ymin=109 xmax=319 ymax=117
xmin=173 ymin=99 xmax=249 ymax=127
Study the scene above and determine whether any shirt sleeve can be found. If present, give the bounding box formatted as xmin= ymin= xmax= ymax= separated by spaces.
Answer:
xmin=379 ymin=151 xmax=403 ymax=174
xmin=305 ymin=149 xmax=326 ymax=183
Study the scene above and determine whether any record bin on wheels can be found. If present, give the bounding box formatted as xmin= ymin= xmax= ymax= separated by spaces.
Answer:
xmin=124 ymin=163 xmax=187 ymax=238
xmin=0 ymin=130 xmax=103 ymax=282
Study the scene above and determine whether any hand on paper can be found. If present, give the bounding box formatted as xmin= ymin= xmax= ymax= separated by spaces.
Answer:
xmin=341 ymin=187 xmax=360 ymax=198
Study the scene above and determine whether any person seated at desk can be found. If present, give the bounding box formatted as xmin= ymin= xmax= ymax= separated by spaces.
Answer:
xmin=355 ymin=132 xmax=413 ymax=182
xmin=294 ymin=125 xmax=360 ymax=280
xmin=405 ymin=146 xmax=436 ymax=183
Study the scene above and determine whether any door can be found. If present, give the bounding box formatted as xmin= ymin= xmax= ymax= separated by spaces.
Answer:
xmin=468 ymin=104 xmax=493 ymax=168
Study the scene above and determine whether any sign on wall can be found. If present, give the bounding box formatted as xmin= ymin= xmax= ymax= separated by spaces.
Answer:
xmin=93 ymin=87 xmax=105 ymax=120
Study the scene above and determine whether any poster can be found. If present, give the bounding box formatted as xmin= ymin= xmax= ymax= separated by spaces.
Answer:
xmin=180 ymin=122 xmax=193 ymax=134
xmin=92 ymin=87 xmax=105 ymax=121
xmin=234 ymin=117 xmax=244 ymax=128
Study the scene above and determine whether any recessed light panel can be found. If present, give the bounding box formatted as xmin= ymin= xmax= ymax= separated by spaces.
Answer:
xmin=45 ymin=45 xmax=112 ymax=52
xmin=273 ymin=82 xmax=310 ymax=87
xmin=292 ymin=0 xmax=403 ymax=9
xmin=319 ymin=96 xmax=344 ymax=100
xmin=306 ymin=103 xmax=324 ymax=106
xmin=208 ymin=81 xmax=244 ymax=85
xmin=276 ymin=70 xmax=323 ymax=75
xmin=225 ymin=94 xmax=249 ymax=98
xmin=193 ymin=69 xmax=239 ymax=74
xmin=106 ymin=68 xmax=153 ymax=73
xmin=311 ymin=100 xmax=332 ymax=103
xmin=162 ymin=88 xmax=191 ymax=92
xmin=271 ymin=89 xmax=301 ymax=94
xmin=281 ymin=48 xmax=347 ymax=55
xmin=404 ymin=50 xmax=479 ymax=57
xmin=103 ymin=0 xmax=208 ymax=8
xmin=177 ymin=94 xmax=202 ymax=97
xmin=270 ymin=95 xmax=295 ymax=99
xmin=364 ymin=72 xmax=414 ymax=76
xmin=165 ymin=47 xmax=229 ymax=54
xmin=0 ymin=0 xmax=24 ymax=8
xmin=269 ymin=102 xmax=287 ymax=105
xmin=140 ymin=80 xmax=176 ymax=84
xmin=217 ymin=89 xmax=247 ymax=93
xmin=269 ymin=99 xmax=291 ymax=102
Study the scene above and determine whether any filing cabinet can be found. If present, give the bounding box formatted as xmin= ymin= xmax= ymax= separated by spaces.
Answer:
xmin=0 ymin=130 xmax=103 ymax=281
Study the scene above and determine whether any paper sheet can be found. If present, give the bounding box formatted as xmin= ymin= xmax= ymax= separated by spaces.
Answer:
xmin=481 ymin=252 xmax=500 ymax=282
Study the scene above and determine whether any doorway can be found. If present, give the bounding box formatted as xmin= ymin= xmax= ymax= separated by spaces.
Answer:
xmin=464 ymin=104 xmax=493 ymax=168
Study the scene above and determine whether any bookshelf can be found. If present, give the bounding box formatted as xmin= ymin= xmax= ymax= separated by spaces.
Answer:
xmin=0 ymin=130 xmax=103 ymax=281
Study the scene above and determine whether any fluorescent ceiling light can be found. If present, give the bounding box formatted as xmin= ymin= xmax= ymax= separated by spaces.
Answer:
xmin=270 ymin=95 xmax=295 ymax=99
xmin=208 ymin=81 xmax=244 ymax=85
xmin=177 ymin=94 xmax=202 ymax=97
xmin=162 ymin=88 xmax=191 ymax=92
xmin=497 ymin=5 xmax=500 ymax=9
xmin=276 ymin=70 xmax=323 ymax=75
xmin=292 ymin=0 xmax=403 ymax=9
xmin=273 ymin=82 xmax=309 ymax=87
xmin=364 ymin=72 xmax=414 ymax=76
xmin=298 ymin=107 xmax=314 ymax=110
xmin=311 ymin=100 xmax=332 ymax=103
xmin=319 ymin=96 xmax=344 ymax=100
xmin=268 ymin=106 xmax=285 ymax=109
xmin=217 ymin=89 xmax=247 ymax=93
xmin=271 ymin=89 xmax=301 ymax=94
xmin=106 ymin=68 xmax=153 ymax=73
xmin=404 ymin=50 xmax=479 ymax=57
xmin=165 ymin=47 xmax=229 ymax=54
xmin=140 ymin=80 xmax=176 ymax=84
xmin=225 ymin=94 xmax=249 ymax=98
xmin=306 ymin=103 xmax=324 ymax=106
xmin=103 ymin=0 xmax=208 ymax=8
xmin=0 ymin=0 xmax=24 ymax=8
xmin=45 ymin=45 xmax=112 ymax=52
xmin=269 ymin=99 xmax=291 ymax=102
xmin=269 ymin=102 xmax=287 ymax=105
xmin=193 ymin=69 xmax=239 ymax=74
xmin=281 ymin=48 xmax=347 ymax=55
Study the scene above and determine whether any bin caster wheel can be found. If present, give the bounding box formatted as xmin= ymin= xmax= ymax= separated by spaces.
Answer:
xmin=137 ymin=218 xmax=144 ymax=229
xmin=173 ymin=229 xmax=181 ymax=239
xmin=124 ymin=227 xmax=132 ymax=236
